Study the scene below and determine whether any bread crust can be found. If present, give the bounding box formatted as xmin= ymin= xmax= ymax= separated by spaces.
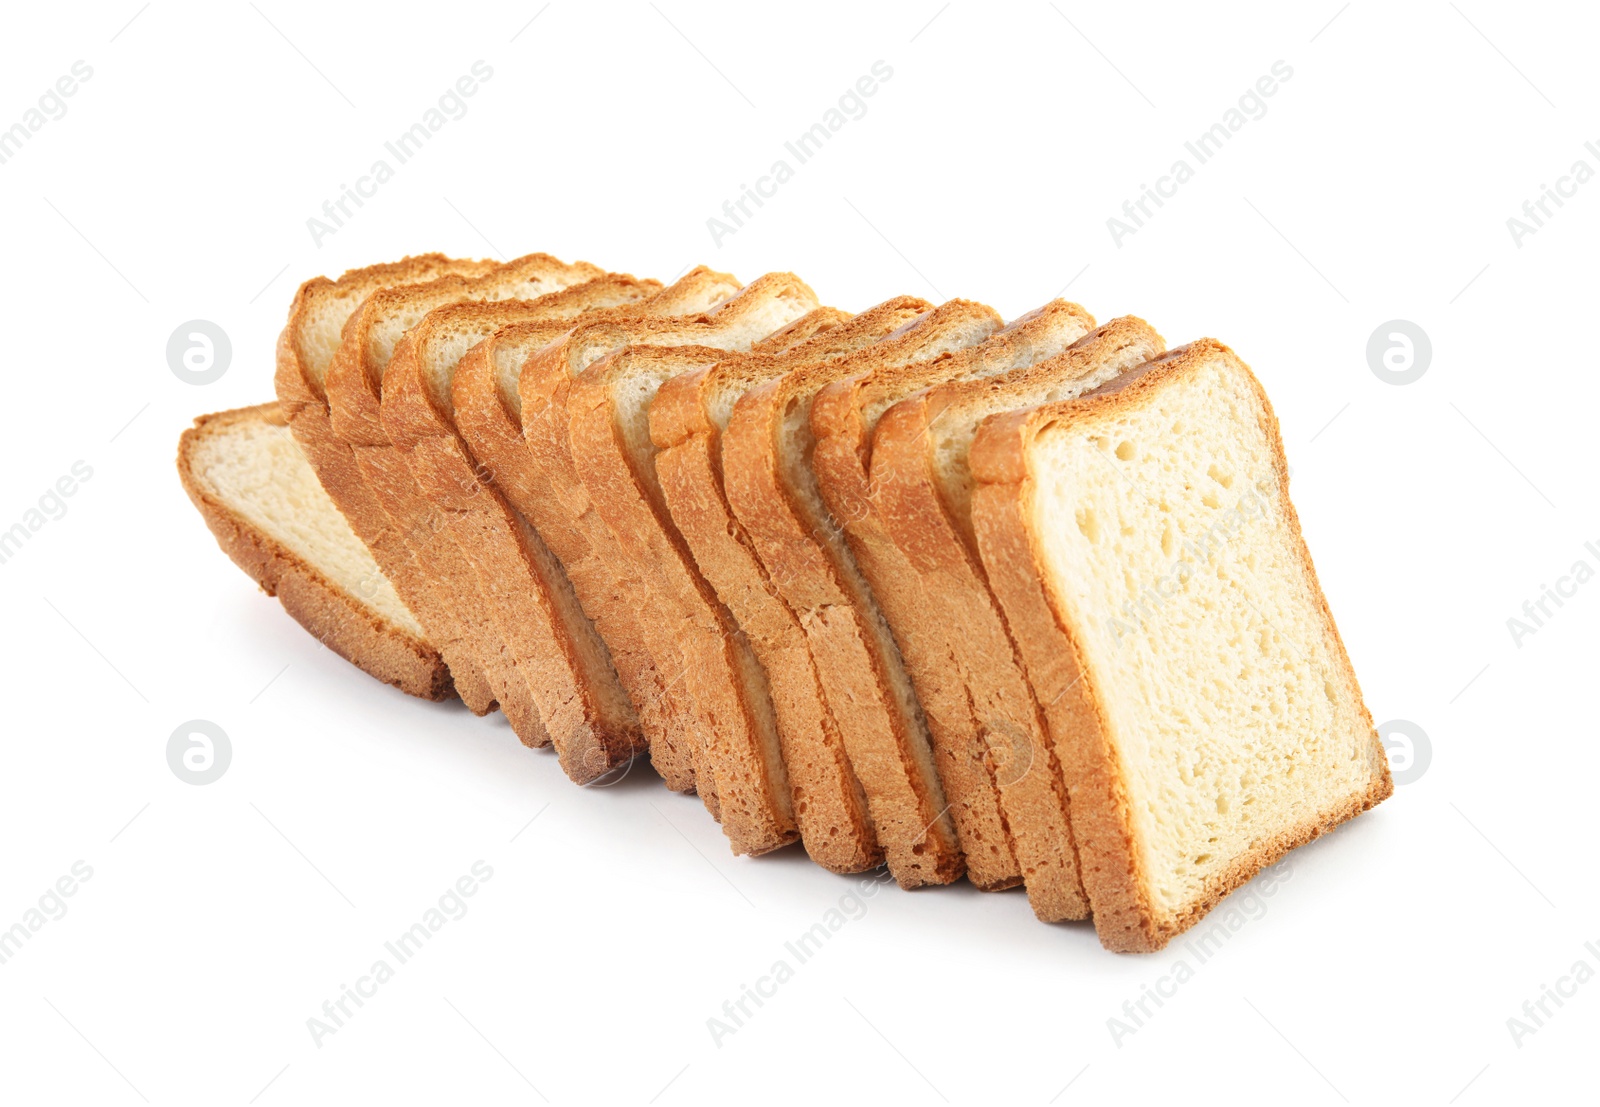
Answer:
xmin=515 ymin=272 xmax=816 ymax=809
xmin=453 ymin=267 xmax=743 ymax=799
xmin=969 ymin=339 xmax=1393 ymax=950
xmin=648 ymin=297 xmax=931 ymax=872
xmin=323 ymin=254 xmax=603 ymax=744
xmin=275 ymin=253 xmax=501 ymax=713
xmin=720 ymin=301 xmax=1004 ymax=888
xmin=867 ymin=317 xmax=1161 ymax=921
xmin=749 ymin=307 xmax=853 ymax=354
xmin=383 ymin=279 xmax=661 ymax=781
xmin=808 ymin=301 xmax=1094 ymax=895
xmin=570 ymin=345 xmax=798 ymax=855
xmin=178 ymin=403 xmax=453 ymax=701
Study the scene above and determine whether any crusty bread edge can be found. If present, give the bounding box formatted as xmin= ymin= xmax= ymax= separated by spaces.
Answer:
xmin=273 ymin=254 xmax=501 ymax=713
xmin=569 ymin=347 xmax=799 ymax=855
xmin=651 ymin=394 xmax=883 ymax=872
xmin=178 ymin=403 xmax=454 ymax=701
xmin=722 ymin=375 xmax=966 ymax=888
xmin=870 ymin=393 xmax=1089 ymax=919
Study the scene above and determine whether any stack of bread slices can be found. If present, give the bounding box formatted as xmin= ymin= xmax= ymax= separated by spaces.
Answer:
xmin=179 ymin=253 xmax=1392 ymax=952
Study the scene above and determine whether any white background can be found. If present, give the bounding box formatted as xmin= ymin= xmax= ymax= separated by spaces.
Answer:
xmin=1 ymin=1 xmax=1595 ymax=1103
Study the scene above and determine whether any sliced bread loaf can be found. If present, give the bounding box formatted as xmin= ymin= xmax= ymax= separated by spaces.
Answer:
xmin=720 ymin=300 xmax=1003 ymax=888
xmin=515 ymin=273 xmax=821 ymax=809
xmin=382 ymin=276 xmax=663 ymax=780
xmin=969 ymin=339 xmax=1393 ymax=950
xmin=449 ymin=267 xmax=742 ymax=795
xmin=868 ymin=317 xmax=1164 ymax=921
xmin=570 ymin=344 xmax=798 ymax=855
xmin=648 ymin=297 xmax=932 ymax=872
xmin=323 ymin=253 xmax=603 ymax=744
xmin=178 ymin=403 xmax=451 ymax=700
xmin=275 ymin=253 xmax=498 ymax=709
xmin=808 ymin=301 xmax=1095 ymax=898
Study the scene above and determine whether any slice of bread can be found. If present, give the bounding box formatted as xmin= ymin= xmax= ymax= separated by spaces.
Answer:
xmin=449 ymin=267 xmax=743 ymax=795
xmin=516 ymin=273 xmax=821 ymax=810
xmin=649 ymin=297 xmax=932 ymax=873
xmin=720 ymin=300 xmax=1003 ymax=888
xmin=323 ymin=253 xmax=603 ymax=744
xmin=275 ymin=253 xmax=498 ymax=709
xmin=570 ymin=344 xmax=798 ymax=855
xmin=383 ymin=276 xmax=664 ymax=781
xmin=868 ymin=317 xmax=1164 ymax=921
xmin=969 ymin=339 xmax=1393 ymax=951
xmin=178 ymin=403 xmax=451 ymax=700
xmin=808 ymin=301 xmax=1095 ymax=897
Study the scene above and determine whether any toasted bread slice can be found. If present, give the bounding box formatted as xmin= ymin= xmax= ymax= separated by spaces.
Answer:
xmin=869 ymin=317 xmax=1163 ymax=921
xmin=324 ymin=253 xmax=603 ymax=742
xmin=570 ymin=344 xmax=800 ymax=854
xmin=721 ymin=300 xmax=1003 ymax=888
xmin=383 ymin=276 xmax=663 ymax=780
xmin=517 ymin=273 xmax=820 ymax=809
xmin=970 ymin=340 xmax=1393 ymax=950
xmin=649 ymin=297 xmax=932 ymax=872
xmin=808 ymin=301 xmax=1095 ymax=896
xmin=449 ymin=267 xmax=743 ymax=794
xmin=275 ymin=253 xmax=497 ymax=708
xmin=179 ymin=403 xmax=451 ymax=700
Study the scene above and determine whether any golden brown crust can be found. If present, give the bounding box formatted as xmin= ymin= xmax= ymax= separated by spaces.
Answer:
xmin=806 ymin=301 xmax=1093 ymax=896
xmin=570 ymin=344 xmax=798 ymax=855
xmin=645 ymin=298 xmax=934 ymax=873
xmin=382 ymin=278 xmax=659 ymax=781
xmin=321 ymin=253 xmax=602 ymax=743
xmin=178 ymin=404 xmax=453 ymax=701
xmin=865 ymin=318 xmax=1162 ymax=921
xmin=653 ymin=400 xmax=878 ymax=869
xmin=383 ymin=278 xmax=662 ymax=454
xmin=650 ymin=297 xmax=932 ymax=453
xmin=513 ymin=273 xmax=817 ymax=810
xmin=274 ymin=253 xmax=501 ymax=713
xmin=749 ymin=306 xmax=853 ymax=354
xmin=969 ymin=339 xmax=1393 ymax=950
xmin=452 ymin=269 xmax=741 ymax=798
xmin=719 ymin=301 xmax=1004 ymax=888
